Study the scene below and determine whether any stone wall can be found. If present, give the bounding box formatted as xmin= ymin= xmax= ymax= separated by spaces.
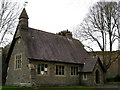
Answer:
xmin=80 ymin=73 xmax=93 ymax=86
xmin=80 ymin=61 xmax=104 ymax=86
xmin=92 ymin=61 xmax=104 ymax=85
xmin=5 ymin=32 xmax=31 ymax=86
xmin=30 ymin=61 xmax=81 ymax=87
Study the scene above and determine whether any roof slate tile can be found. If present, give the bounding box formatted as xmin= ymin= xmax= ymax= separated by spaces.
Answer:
xmin=20 ymin=28 xmax=90 ymax=64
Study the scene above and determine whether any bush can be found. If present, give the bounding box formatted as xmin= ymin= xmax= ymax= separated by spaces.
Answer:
xmin=114 ymin=75 xmax=120 ymax=82
xmin=106 ymin=75 xmax=120 ymax=82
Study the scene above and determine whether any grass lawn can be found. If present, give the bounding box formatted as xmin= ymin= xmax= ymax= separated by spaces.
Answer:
xmin=1 ymin=86 xmax=96 ymax=90
xmin=1 ymin=82 xmax=120 ymax=90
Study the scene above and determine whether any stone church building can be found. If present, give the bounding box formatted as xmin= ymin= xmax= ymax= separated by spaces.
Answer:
xmin=6 ymin=8 xmax=105 ymax=87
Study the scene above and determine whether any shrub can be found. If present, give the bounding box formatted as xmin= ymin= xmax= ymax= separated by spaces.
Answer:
xmin=106 ymin=75 xmax=120 ymax=82
xmin=114 ymin=75 xmax=120 ymax=82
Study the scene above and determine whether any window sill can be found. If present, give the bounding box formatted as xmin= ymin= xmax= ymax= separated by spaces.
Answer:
xmin=14 ymin=68 xmax=22 ymax=70
xmin=70 ymin=75 xmax=79 ymax=77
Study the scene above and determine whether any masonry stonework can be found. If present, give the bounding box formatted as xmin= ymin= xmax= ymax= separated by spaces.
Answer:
xmin=6 ymin=31 xmax=31 ymax=86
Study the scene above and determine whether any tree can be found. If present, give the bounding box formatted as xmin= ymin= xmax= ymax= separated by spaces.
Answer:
xmin=118 ymin=1 xmax=120 ymax=50
xmin=74 ymin=1 xmax=120 ymax=71
xmin=0 ymin=0 xmax=25 ymax=85
xmin=56 ymin=29 xmax=72 ymax=36
xmin=0 ymin=0 xmax=23 ymax=46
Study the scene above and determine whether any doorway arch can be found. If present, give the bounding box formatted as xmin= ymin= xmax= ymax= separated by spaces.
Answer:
xmin=95 ymin=69 xmax=100 ymax=84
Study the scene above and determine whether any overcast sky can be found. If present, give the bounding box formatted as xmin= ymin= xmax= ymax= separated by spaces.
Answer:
xmin=2 ymin=0 xmax=118 ymax=50
xmin=18 ymin=0 xmax=118 ymax=51
xmin=19 ymin=0 xmax=101 ymax=33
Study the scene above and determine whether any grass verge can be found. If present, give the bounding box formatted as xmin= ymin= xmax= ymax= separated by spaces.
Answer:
xmin=2 ymin=86 xmax=95 ymax=90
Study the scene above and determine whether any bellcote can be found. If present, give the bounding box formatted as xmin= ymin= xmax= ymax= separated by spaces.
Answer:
xmin=19 ymin=8 xmax=29 ymax=29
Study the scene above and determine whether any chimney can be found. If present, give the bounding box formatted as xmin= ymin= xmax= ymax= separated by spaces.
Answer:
xmin=66 ymin=33 xmax=72 ymax=39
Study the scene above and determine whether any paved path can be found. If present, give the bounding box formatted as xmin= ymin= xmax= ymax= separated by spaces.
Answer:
xmin=95 ymin=85 xmax=120 ymax=90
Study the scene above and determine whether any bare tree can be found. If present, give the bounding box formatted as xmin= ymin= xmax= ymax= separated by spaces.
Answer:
xmin=118 ymin=1 xmax=120 ymax=50
xmin=74 ymin=1 xmax=119 ymax=71
xmin=0 ymin=0 xmax=22 ymax=46
xmin=0 ymin=0 xmax=26 ymax=85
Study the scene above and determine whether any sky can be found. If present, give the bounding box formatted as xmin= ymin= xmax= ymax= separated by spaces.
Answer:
xmin=19 ymin=0 xmax=101 ymax=33
xmin=18 ymin=0 xmax=118 ymax=51
xmin=1 ymin=0 xmax=119 ymax=50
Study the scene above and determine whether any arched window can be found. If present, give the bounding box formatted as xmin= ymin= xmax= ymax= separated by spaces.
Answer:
xmin=95 ymin=69 xmax=100 ymax=84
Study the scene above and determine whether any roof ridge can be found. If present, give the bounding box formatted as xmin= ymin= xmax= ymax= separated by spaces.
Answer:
xmin=28 ymin=27 xmax=74 ymax=40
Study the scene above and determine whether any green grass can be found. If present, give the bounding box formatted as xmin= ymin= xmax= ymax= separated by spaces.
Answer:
xmin=2 ymin=86 xmax=28 ymax=88
xmin=0 ymin=86 xmax=2 ymax=90
xmin=1 ymin=86 xmax=31 ymax=90
xmin=1 ymin=82 xmax=120 ymax=90
xmin=2 ymin=82 xmax=120 ymax=90
xmin=1 ymin=86 xmax=95 ymax=90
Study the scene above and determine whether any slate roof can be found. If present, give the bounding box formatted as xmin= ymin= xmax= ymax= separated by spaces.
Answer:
xmin=80 ymin=58 xmax=97 ymax=72
xmin=20 ymin=28 xmax=103 ymax=72
xmin=80 ymin=57 xmax=105 ymax=72
xmin=20 ymin=28 xmax=90 ymax=64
